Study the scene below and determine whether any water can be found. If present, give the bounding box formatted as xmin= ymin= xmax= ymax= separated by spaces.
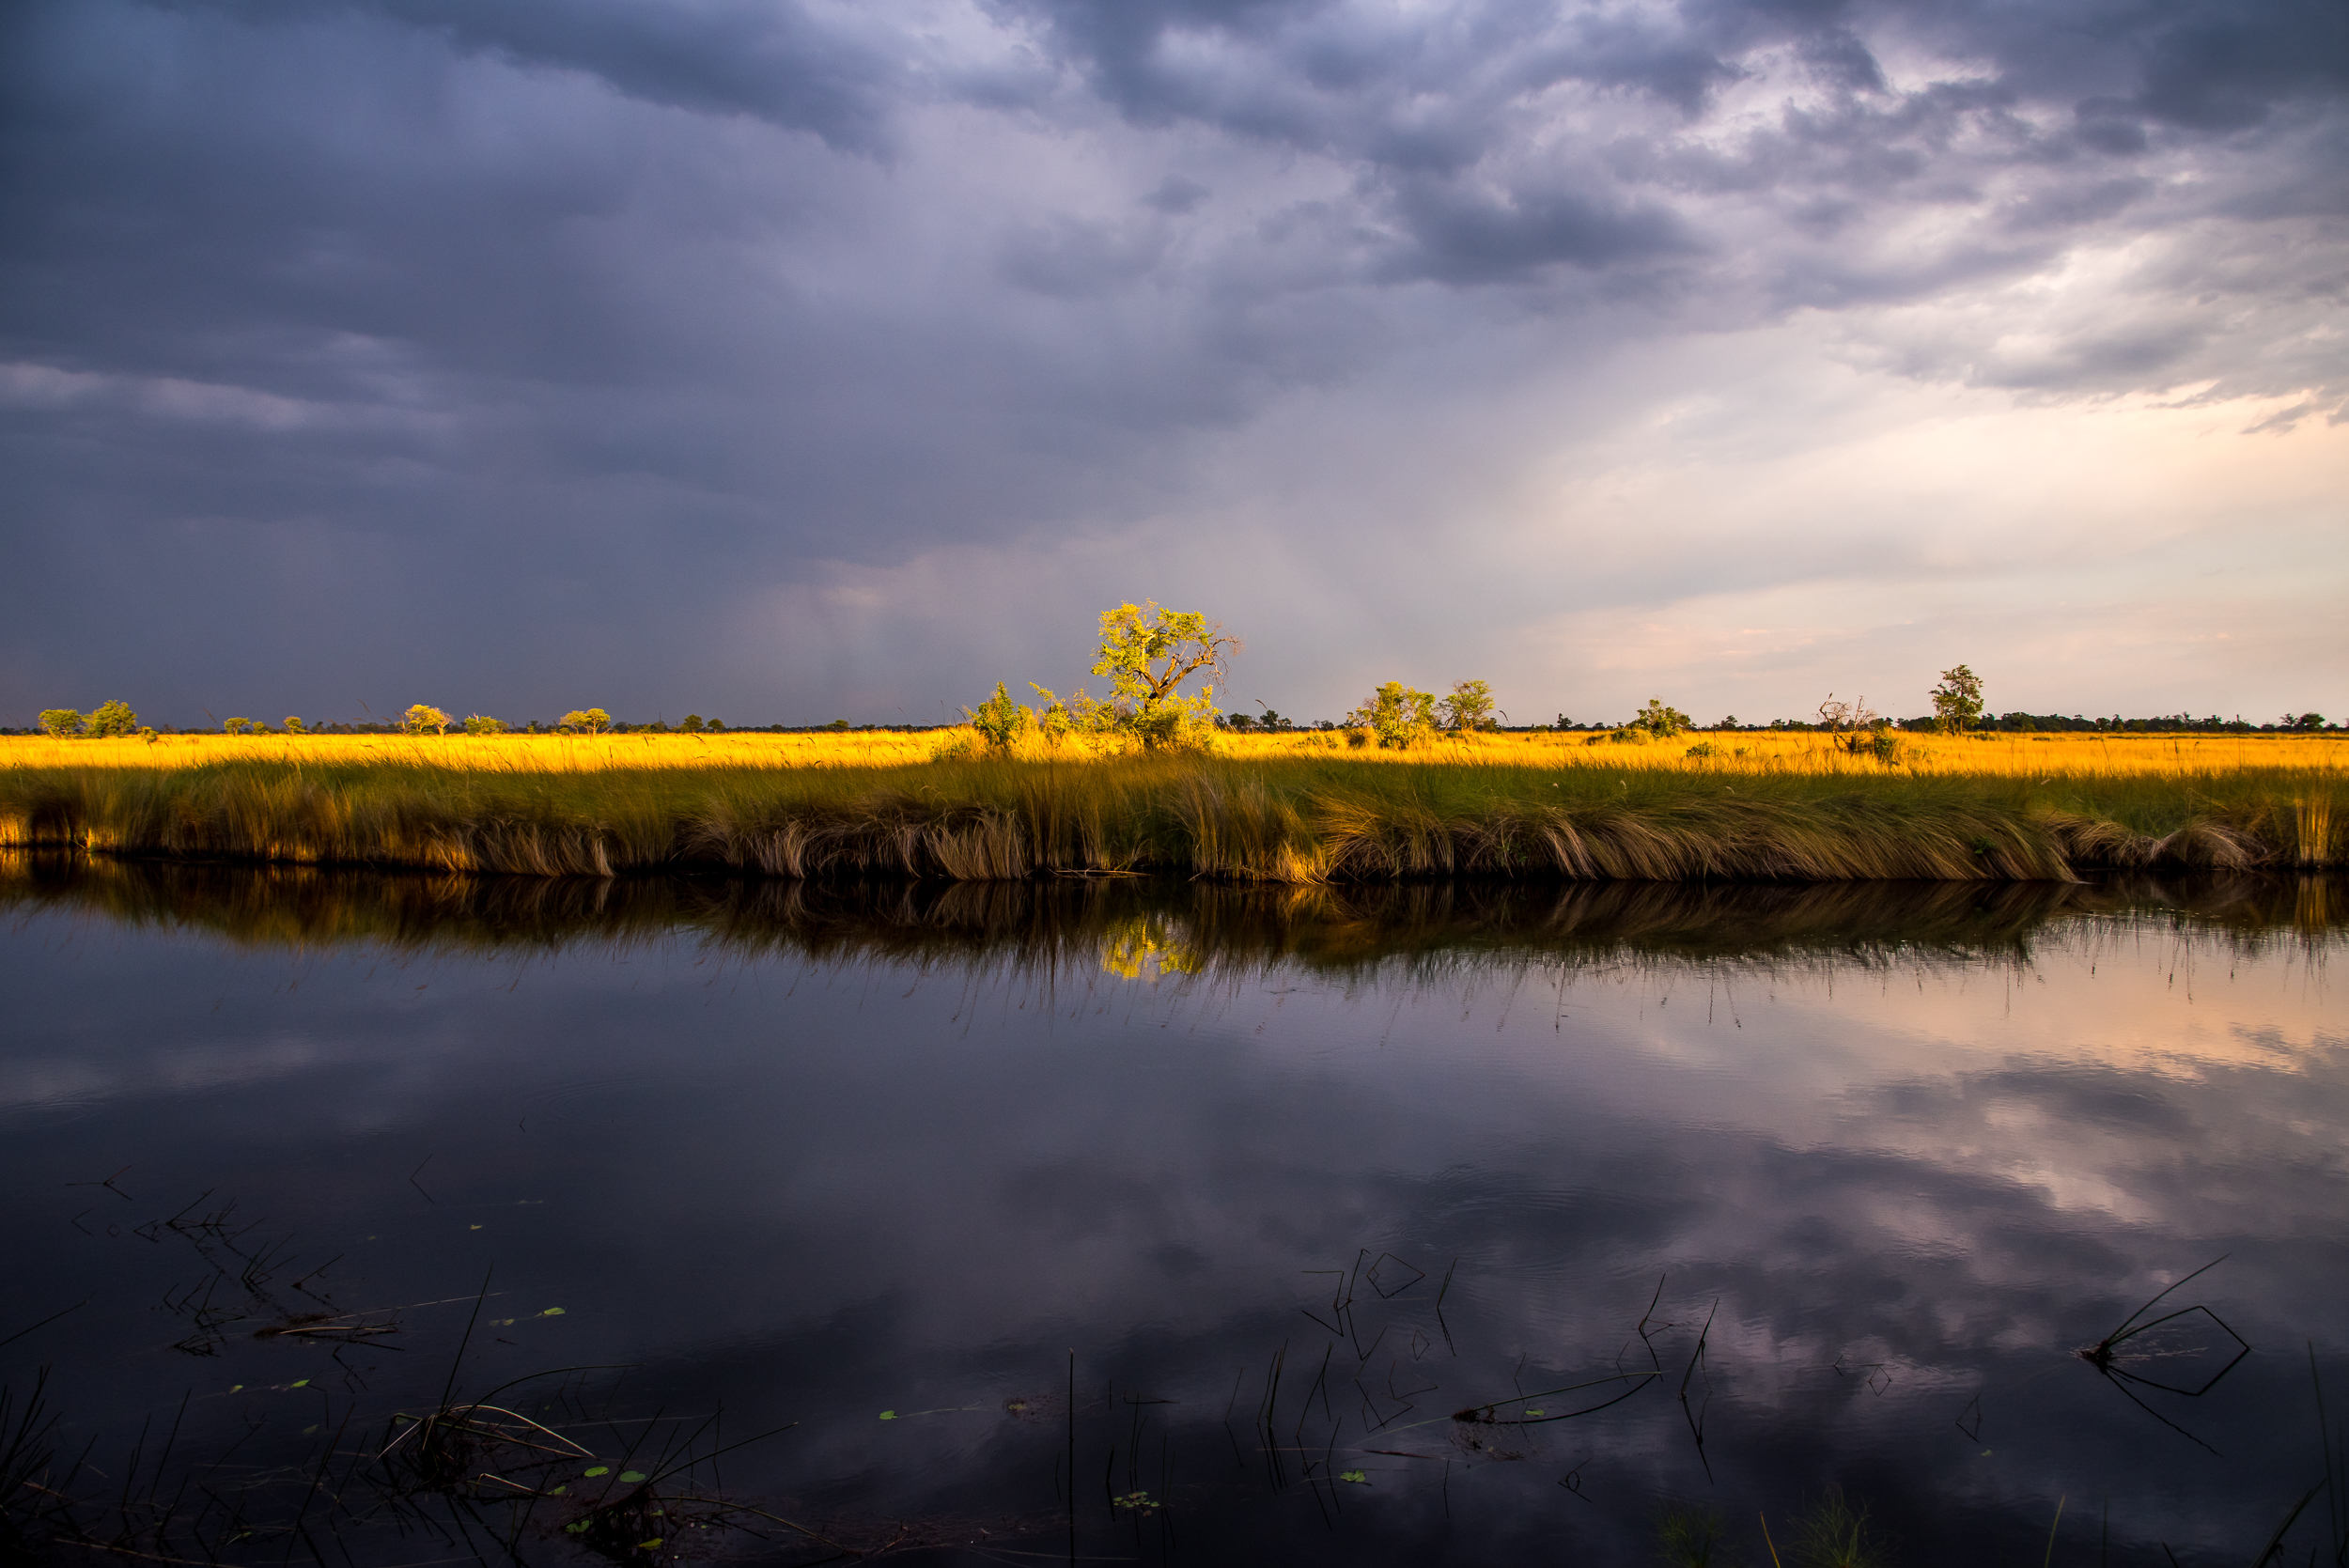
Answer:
xmin=4 ymin=861 xmax=2344 ymax=1565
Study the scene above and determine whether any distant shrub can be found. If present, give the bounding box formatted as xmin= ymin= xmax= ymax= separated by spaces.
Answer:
xmin=462 ymin=714 xmax=509 ymax=735
xmin=224 ymin=717 xmax=255 ymax=735
xmin=1028 ymin=686 xmax=1076 ymax=746
xmin=401 ymin=705 xmax=452 ymax=736
xmin=86 ymin=700 xmax=139 ymax=737
xmin=39 ymin=708 xmax=86 ymax=737
xmin=1609 ymin=727 xmax=1649 ymax=746
xmin=557 ymin=708 xmax=611 ymax=734
xmin=1685 ymin=741 xmax=1719 ymax=759
xmin=964 ymin=682 xmax=1032 ymax=750
xmin=1347 ymin=681 xmax=1438 ymax=749
xmin=1635 ymin=698 xmax=1691 ymax=739
xmin=1439 ymin=679 xmax=1497 ymax=734
xmin=282 ymin=716 xmax=307 ymax=735
xmin=826 ymin=719 xmax=850 ymax=732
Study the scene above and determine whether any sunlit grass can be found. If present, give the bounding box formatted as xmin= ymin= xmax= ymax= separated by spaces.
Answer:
xmin=7 ymin=728 xmax=2340 ymax=778
xmin=2 ymin=731 xmax=2340 ymax=879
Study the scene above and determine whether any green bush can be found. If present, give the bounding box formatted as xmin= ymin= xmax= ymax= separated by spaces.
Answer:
xmin=1347 ymin=681 xmax=1439 ymax=749
xmin=963 ymin=682 xmax=1032 ymax=750
xmin=86 ymin=700 xmax=139 ymax=737
xmin=1636 ymin=697 xmax=1692 ymax=738
xmin=38 ymin=708 xmax=85 ymax=737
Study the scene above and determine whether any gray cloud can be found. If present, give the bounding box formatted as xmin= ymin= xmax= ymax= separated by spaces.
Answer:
xmin=2 ymin=0 xmax=2342 ymax=722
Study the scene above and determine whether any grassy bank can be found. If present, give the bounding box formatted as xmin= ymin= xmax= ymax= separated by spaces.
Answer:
xmin=3 ymin=734 xmax=2341 ymax=880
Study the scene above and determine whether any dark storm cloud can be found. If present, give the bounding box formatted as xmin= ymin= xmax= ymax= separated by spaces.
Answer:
xmin=162 ymin=0 xmax=910 ymax=151
xmin=2 ymin=0 xmax=2343 ymax=721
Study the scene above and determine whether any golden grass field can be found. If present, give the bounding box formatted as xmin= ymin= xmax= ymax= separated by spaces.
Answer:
xmin=3 ymin=728 xmax=2341 ymax=881
xmin=6 ymin=727 xmax=2341 ymax=777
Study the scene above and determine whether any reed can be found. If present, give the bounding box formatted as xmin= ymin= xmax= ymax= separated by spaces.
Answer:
xmin=2 ymin=737 xmax=2340 ymax=881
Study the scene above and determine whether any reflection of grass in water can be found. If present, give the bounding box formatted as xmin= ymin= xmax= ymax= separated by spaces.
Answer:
xmin=1783 ymin=1487 xmax=1889 ymax=1568
xmin=3 ymin=856 xmax=2341 ymax=986
xmin=1664 ymin=1491 xmax=1888 ymax=1568
xmin=1660 ymin=1503 xmax=1735 ymax=1567
xmin=2 ymin=747 xmax=2342 ymax=879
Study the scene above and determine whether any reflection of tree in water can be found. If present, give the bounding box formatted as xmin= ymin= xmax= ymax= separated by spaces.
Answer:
xmin=1098 ymin=914 xmax=1204 ymax=980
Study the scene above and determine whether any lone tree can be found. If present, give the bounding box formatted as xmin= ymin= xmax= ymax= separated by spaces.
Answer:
xmin=558 ymin=708 xmax=612 ymax=734
xmin=38 ymin=708 xmax=86 ymax=737
xmin=1079 ymin=600 xmax=1237 ymax=748
xmin=1930 ymin=665 xmax=1985 ymax=734
xmin=403 ymin=704 xmax=454 ymax=736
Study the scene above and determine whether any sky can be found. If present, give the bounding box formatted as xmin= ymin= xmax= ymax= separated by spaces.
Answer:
xmin=3 ymin=0 xmax=2344 ymax=730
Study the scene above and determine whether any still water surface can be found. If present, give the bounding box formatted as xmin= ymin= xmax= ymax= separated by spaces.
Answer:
xmin=4 ymin=864 xmax=2345 ymax=1565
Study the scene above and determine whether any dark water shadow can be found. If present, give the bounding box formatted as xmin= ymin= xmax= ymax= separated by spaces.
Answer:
xmin=6 ymin=853 xmax=2342 ymax=976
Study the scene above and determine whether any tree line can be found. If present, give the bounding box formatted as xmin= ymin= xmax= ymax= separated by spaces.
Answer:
xmin=24 ymin=637 xmax=2336 ymax=745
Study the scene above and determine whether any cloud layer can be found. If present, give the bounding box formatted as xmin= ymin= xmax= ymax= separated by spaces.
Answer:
xmin=2 ymin=0 xmax=2342 ymax=723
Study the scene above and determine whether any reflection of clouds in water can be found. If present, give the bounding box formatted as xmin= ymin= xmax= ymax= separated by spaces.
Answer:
xmin=1 ymin=875 xmax=2341 ymax=1550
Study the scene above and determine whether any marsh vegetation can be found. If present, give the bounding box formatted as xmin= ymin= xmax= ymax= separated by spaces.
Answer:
xmin=0 ymin=731 xmax=2340 ymax=881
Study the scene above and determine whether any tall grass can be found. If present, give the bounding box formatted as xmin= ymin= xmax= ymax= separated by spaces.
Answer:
xmin=1 ymin=736 xmax=2340 ymax=881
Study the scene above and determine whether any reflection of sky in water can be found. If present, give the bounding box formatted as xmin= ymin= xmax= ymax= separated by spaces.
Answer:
xmin=2 ymin=875 xmax=2343 ymax=1565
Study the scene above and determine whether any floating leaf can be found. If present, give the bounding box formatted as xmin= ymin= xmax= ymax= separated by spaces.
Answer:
xmin=565 ymin=1521 xmax=590 ymax=1534
xmin=288 ymin=1379 xmax=309 ymax=1389
xmin=538 ymin=1307 xmax=566 ymax=1316
xmin=302 ymin=1424 xmax=318 ymax=1436
xmin=618 ymin=1470 xmax=646 ymax=1483
xmin=583 ymin=1466 xmax=610 ymax=1477
xmin=1339 ymin=1469 xmax=1368 ymax=1484
xmin=636 ymin=1541 xmax=662 ymax=1551
xmin=469 ymin=1224 xmax=482 ymax=1231
xmin=1525 ymin=1409 xmax=1544 ymax=1417
xmin=228 ymin=1385 xmax=242 ymax=1393
xmin=547 ymin=1485 xmax=566 ymax=1496
xmin=879 ymin=1410 xmax=896 ymax=1421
